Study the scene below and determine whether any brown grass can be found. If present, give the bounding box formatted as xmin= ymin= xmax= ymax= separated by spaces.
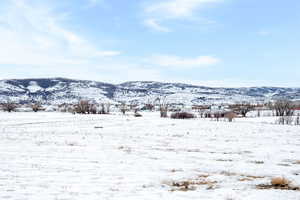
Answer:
xmin=257 ymin=177 xmax=300 ymax=191
xmin=238 ymin=178 xmax=253 ymax=182
xmin=250 ymin=160 xmax=264 ymax=164
xmin=277 ymin=163 xmax=291 ymax=167
xmin=293 ymin=160 xmax=300 ymax=164
xmin=169 ymin=179 xmax=218 ymax=191
xmin=271 ymin=177 xmax=290 ymax=186
xmin=216 ymin=159 xmax=233 ymax=162
xmin=170 ymin=112 xmax=196 ymax=119
xmin=220 ymin=171 xmax=265 ymax=182
xmin=164 ymin=174 xmax=217 ymax=192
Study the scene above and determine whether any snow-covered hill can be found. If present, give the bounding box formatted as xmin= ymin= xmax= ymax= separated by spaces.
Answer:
xmin=0 ymin=78 xmax=299 ymax=105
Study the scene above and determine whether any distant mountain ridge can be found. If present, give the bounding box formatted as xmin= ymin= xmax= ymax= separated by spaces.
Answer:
xmin=0 ymin=78 xmax=299 ymax=105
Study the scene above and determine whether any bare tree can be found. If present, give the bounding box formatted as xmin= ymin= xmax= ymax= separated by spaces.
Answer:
xmin=1 ymin=102 xmax=17 ymax=112
xmin=271 ymin=100 xmax=295 ymax=125
xmin=74 ymin=100 xmax=95 ymax=114
xmin=273 ymin=100 xmax=295 ymax=117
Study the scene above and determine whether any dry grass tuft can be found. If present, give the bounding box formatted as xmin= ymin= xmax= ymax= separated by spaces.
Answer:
xmin=245 ymin=175 xmax=265 ymax=179
xmin=118 ymin=146 xmax=132 ymax=153
xmin=198 ymin=174 xmax=210 ymax=178
xmin=238 ymin=177 xmax=253 ymax=182
xmin=257 ymin=177 xmax=300 ymax=191
xmin=170 ymin=169 xmax=183 ymax=173
xmin=250 ymin=160 xmax=264 ymax=164
xmin=293 ymin=160 xmax=300 ymax=165
xmin=216 ymin=159 xmax=233 ymax=162
xmin=277 ymin=163 xmax=291 ymax=167
xmin=271 ymin=177 xmax=290 ymax=186
xmin=164 ymin=174 xmax=217 ymax=192
xmin=169 ymin=179 xmax=218 ymax=191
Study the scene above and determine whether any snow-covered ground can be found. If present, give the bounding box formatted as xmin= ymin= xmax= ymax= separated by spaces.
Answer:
xmin=0 ymin=112 xmax=300 ymax=200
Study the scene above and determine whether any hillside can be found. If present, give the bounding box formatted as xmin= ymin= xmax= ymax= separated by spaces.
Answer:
xmin=0 ymin=78 xmax=299 ymax=105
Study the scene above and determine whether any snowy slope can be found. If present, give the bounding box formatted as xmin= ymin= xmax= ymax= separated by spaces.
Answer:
xmin=0 ymin=78 xmax=299 ymax=104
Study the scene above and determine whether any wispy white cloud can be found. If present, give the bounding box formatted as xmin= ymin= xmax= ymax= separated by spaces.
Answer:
xmin=145 ymin=0 xmax=221 ymax=19
xmin=0 ymin=0 xmax=119 ymax=66
xmin=257 ymin=30 xmax=271 ymax=36
xmin=85 ymin=0 xmax=105 ymax=7
xmin=147 ymin=55 xmax=220 ymax=68
xmin=143 ymin=0 xmax=222 ymax=31
xmin=143 ymin=19 xmax=171 ymax=32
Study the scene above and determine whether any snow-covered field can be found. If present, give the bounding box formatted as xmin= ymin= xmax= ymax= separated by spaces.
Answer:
xmin=1 ymin=112 xmax=300 ymax=200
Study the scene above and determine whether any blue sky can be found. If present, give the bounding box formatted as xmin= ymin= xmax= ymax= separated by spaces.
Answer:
xmin=0 ymin=0 xmax=299 ymax=87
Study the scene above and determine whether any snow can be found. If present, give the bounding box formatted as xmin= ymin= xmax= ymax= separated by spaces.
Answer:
xmin=0 ymin=81 xmax=24 ymax=92
xmin=0 ymin=112 xmax=300 ymax=199
xmin=27 ymin=81 xmax=43 ymax=93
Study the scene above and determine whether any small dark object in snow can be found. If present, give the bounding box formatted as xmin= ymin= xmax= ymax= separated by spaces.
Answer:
xmin=134 ymin=113 xmax=142 ymax=117
xmin=171 ymin=112 xmax=195 ymax=119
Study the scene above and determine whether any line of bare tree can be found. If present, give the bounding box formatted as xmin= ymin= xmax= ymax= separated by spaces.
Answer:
xmin=1 ymin=102 xmax=18 ymax=112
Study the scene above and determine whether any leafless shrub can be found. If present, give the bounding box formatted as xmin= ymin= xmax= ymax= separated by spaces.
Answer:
xmin=213 ymin=112 xmax=222 ymax=121
xmin=271 ymin=177 xmax=290 ymax=186
xmin=1 ymin=102 xmax=17 ymax=112
xmin=295 ymin=114 xmax=300 ymax=125
xmin=31 ymin=102 xmax=43 ymax=112
xmin=134 ymin=112 xmax=142 ymax=117
xmin=229 ymin=103 xmax=255 ymax=117
xmin=132 ymin=107 xmax=142 ymax=117
xmin=157 ymin=97 xmax=168 ymax=118
xmin=129 ymin=103 xmax=138 ymax=111
xmin=225 ymin=112 xmax=236 ymax=122
xmin=278 ymin=116 xmax=293 ymax=125
xmin=257 ymin=177 xmax=299 ymax=191
xmin=166 ymin=178 xmax=217 ymax=191
xmin=160 ymin=105 xmax=168 ymax=118
xmin=145 ymin=103 xmax=155 ymax=111
xmin=99 ymin=103 xmax=111 ymax=114
xmin=120 ymin=103 xmax=127 ymax=115
xmin=58 ymin=103 xmax=69 ymax=112
xmin=171 ymin=112 xmax=196 ymax=119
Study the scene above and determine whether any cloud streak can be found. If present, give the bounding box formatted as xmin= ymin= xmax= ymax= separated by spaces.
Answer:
xmin=145 ymin=0 xmax=221 ymax=19
xmin=147 ymin=55 xmax=220 ymax=68
xmin=143 ymin=0 xmax=222 ymax=32
xmin=0 ymin=0 xmax=119 ymax=66
xmin=143 ymin=19 xmax=171 ymax=32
